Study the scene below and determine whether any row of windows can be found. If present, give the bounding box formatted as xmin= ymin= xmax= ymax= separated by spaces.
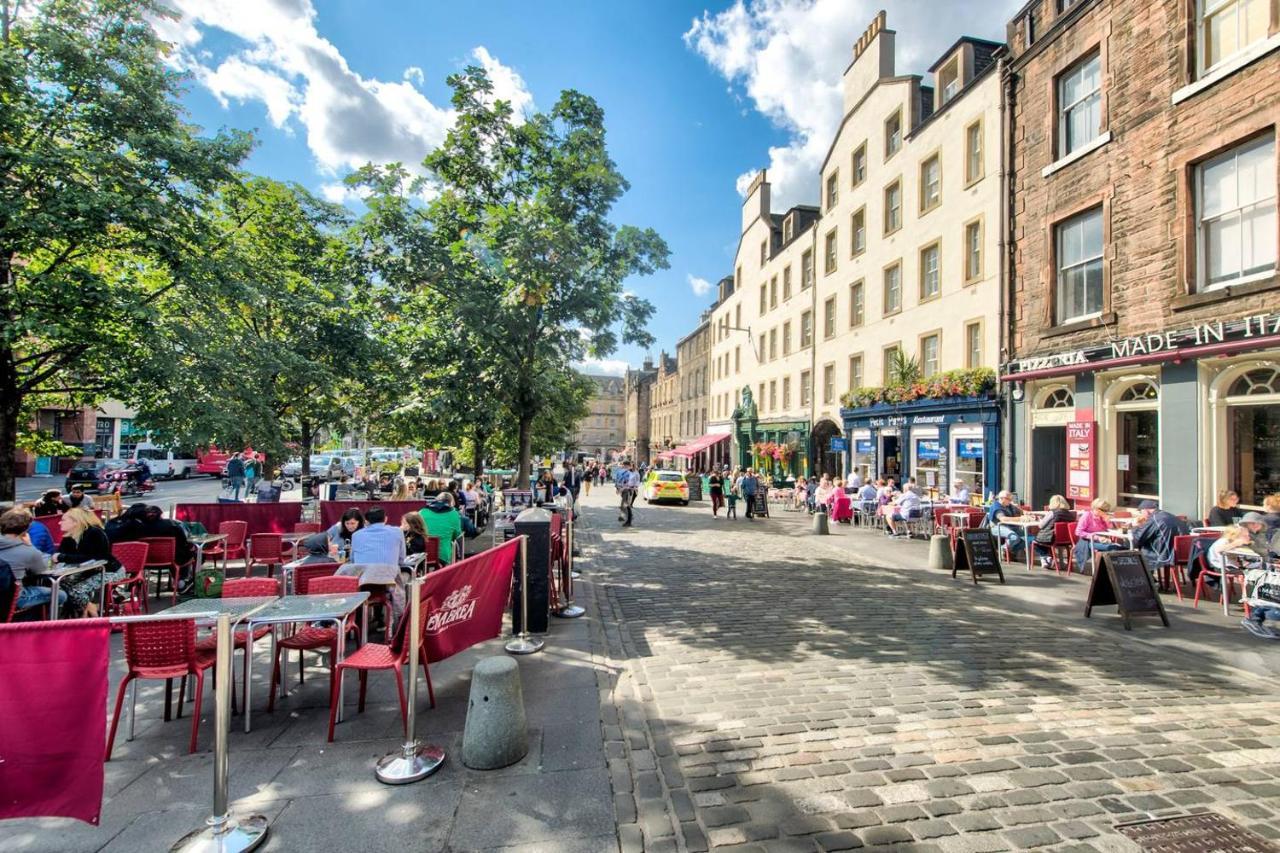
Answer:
xmin=1052 ymin=133 xmax=1275 ymax=324
xmin=710 ymin=321 xmax=985 ymax=420
xmin=827 ymin=119 xmax=984 ymax=213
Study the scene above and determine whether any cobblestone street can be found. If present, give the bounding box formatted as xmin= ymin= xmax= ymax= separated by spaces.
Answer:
xmin=577 ymin=490 xmax=1280 ymax=852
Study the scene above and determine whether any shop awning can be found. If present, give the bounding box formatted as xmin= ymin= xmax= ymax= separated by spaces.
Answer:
xmin=670 ymin=433 xmax=730 ymax=459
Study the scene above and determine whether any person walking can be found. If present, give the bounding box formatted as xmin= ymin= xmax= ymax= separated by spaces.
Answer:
xmin=563 ymin=461 xmax=583 ymax=504
xmin=225 ymin=452 xmax=246 ymax=501
xmin=244 ymin=453 xmax=260 ymax=496
xmin=582 ymin=462 xmax=594 ymax=497
xmin=708 ymin=469 xmax=725 ymax=516
xmin=618 ymin=461 xmax=640 ymax=527
xmin=739 ymin=467 xmax=758 ymax=520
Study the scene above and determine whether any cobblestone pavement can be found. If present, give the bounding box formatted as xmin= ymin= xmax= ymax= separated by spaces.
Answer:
xmin=576 ymin=490 xmax=1280 ymax=852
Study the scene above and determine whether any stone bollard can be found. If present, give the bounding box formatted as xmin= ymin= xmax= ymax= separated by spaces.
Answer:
xmin=462 ymin=656 xmax=528 ymax=769
xmin=929 ymin=534 xmax=953 ymax=571
xmin=812 ymin=508 xmax=830 ymax=535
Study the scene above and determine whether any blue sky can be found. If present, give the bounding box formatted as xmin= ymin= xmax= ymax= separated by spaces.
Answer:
xmin=162 ymin=0 xmax=1015 ymax=374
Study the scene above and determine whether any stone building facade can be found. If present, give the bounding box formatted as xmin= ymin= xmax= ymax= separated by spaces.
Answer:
xmin=571 ymin=373 xmax=625 ymax=462
xmin=676 ymin=318 xmax=711 ymax=445
xmin=623 ymin=359 xmax=658 ymax=465
xmin=1003 ymin=0 xmax=1280 ymax=514
xmin=649 ymin=353 xmax=680 ymax=460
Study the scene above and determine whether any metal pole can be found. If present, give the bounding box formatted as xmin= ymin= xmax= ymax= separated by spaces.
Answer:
xmin=505 ymin=535 xmax=543 ymax=655
xmin=555 ymin=514 xmax=584 ymax=619
xmin=170 ymin=613 xmax=268 ymax=853
xmin=376 ymin=576 xmax=445 ymax=784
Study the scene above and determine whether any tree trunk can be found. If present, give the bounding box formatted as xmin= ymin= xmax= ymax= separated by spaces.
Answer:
xmin=516 ymin=414 xmax=533 ymax=489
xmin=471 ymin=431 xmax=486 ymax=483
xmin=0 ymin=390 xmax=19 ymax=504
xmin=299 ymin=418 xmax=313 ymax=476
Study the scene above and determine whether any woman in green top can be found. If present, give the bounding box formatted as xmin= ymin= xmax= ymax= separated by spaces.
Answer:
xmin=420 ymin=492 xmax=464 ymax=563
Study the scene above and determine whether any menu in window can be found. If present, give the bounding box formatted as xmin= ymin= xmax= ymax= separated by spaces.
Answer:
xmin=1067 ymin=421 xmax=1095 ymax=503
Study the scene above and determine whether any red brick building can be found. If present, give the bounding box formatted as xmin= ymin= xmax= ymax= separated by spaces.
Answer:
xmin=1002 ymin=0 xmax=1279 ymax=515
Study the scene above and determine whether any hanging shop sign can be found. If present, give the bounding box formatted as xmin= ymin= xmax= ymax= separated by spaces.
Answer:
xmin=1066 ymin=421 xmax=1095 ymax=502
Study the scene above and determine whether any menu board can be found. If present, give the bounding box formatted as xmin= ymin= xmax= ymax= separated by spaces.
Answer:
xmin=1066 ymin=421 xmax=1096 ymax=502
xmin=1085 ymin=550 xmax=1168 ymax=630
xmin=952 ymin=529 xmax=1005 ymax=585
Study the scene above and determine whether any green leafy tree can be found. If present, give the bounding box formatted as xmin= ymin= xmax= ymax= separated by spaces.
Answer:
xmin=0 ymin=0 xmax=249 ymax=499
xmin=356 ymin=67 xmax=668 ymax=487
xmin=133 ymin=178 xmax=376 ymax=475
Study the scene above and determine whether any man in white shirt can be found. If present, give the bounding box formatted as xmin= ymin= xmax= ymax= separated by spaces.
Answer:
xmin=884 ymin=485 xmax=922 ymax=537
xmin=949 ymin=479 xmax=971 ymax=505
xmin=619 ymin=462 xmax=641 ymax=527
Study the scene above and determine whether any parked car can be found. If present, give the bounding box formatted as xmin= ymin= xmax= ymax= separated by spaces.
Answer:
xmin=65 ymin=459 xmax=126 ymax=493
xmin=281 ymin=457 xmax=304 ymax=478
xmin=642 ymin=470 xmax=689 ymax=505
xmin=131 ymin=443 xmax=198 ymax=479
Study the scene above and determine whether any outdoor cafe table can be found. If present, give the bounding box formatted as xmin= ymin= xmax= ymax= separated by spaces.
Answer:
xmin=1223 ymin=547 xmax=1266 ymax=617
xmin=47 ymin=559 xmax=108 ymax=621
xmin=241 ymin=591 xmax=369 ymax=733
xmin=995 ymin=517 xmax=1042 ymax=571
xmin=189 ymin=532 xmax=227 ymax=573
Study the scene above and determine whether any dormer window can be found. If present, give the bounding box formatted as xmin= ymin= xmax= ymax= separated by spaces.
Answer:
xmin=938 ymin=58 xmax=960 ymax=105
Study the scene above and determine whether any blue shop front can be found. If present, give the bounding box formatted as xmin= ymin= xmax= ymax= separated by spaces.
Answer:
xmin=840 ymin=395 xmax=1000 ymax=500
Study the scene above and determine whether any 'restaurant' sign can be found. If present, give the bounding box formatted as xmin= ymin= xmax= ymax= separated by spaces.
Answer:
xmin=1003 ymin=310 xmax=1280 ymax=377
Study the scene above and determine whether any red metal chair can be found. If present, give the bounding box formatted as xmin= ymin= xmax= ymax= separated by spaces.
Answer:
xmin=284 ymin=522 xmax=324 ymax=560
xmin=292 ymin=562 xmax=340 ymax=595
xmin=1051 ymin=522 xmax=1075 ymax=576
xmin=141 ymin=537 xmax=191 ymax=604
xmin=268 ymin=575 xmax=360 ymax=712
xmin=245 ymin=533 xmax=285 ymax=578
xmin=327 ymin=589 xmax=435 ymax=742
xmin=423 ymin=536 xmax=441 ymax=573
xmin=194 ymin=577 xmax=279 ymax=707
xmin=1191 ymin=533 xmax=1238 ymax=610
xmin=106 ymin=541 xmax=150 ymax=615
xmin=106 ymin=619 xmax=216 ymax=758
xmin=33 ymin=514 xmax=64 ymax=548
xmin=204 ymin=520 xmax=248 ymax=570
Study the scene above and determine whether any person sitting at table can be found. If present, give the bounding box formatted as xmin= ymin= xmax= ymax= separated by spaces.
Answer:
xmin=1207 ymin=489 xmax=1244 ymax=527
xmin=420 ymin=492 xmax=464 ymax=564
xmin=297 ymin=532 xmax=334 ymax=564
xmin=1131 ymin=499 xmax=1189 ymax=572
xmin=1207 ymin=524 xmax=1257 ymax=572
xmin=32 ymin=489 xmax=66 ymax=517
xmin=987 ymin=490 xmax=1026 ymax=561
xmin=401 ymin=512 xmax=429 ymax=558
xmin=814 ymin=475 xmax=834 ymax=509
xmin=947 ymin=479 xmax=971 ymax=505
xmin=1073 ymin=498 xmax=1117 ymax=571
xmin=26 ymin=517 xmax=56 ymax=555
xmin=0 ymin=507 xmax=66 ymax=615
xmin=389 ymin=477 xmax=410 ymax=501
xmin=1032 ymin=495 xmax=1076 ymax=570
xmin=1262 ymin=493 xmax=1280 ymax=536
xmin=106 ymin=503 xmax=196 ymax=592
xmin=65 ymin=484 xmax=95 ymax=511
xmin=326 ymin=508 xmax=365 ymax=559
xmin=56 ymin=508 xmax=123 ymax=617
xmin=350 ymin=506 xmax=406 ymax=568
xmin=1238 ymin=511 xmax=1276 ymax=560
xmin=883 ymin=484 xmax=922 ymax=537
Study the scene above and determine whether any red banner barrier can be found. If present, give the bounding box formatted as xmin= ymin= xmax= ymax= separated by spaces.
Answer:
xmin=174 ymin=502 xmax=301 ymax=536
xmin=0 ymin=619 xmax=110 ymax=824
xmin=319 ymin=500 xmax=428 ymax=530
xmin=419 ymin=538 xmax=519 ymax=663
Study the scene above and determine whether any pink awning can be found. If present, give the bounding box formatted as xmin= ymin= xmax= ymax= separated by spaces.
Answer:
xmin=670 ymin=433 xmax=730 ymax=459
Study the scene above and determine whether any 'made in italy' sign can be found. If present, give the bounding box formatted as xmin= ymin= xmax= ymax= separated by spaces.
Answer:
xmin=1004 ymin=310 xmax=1280 ymax=376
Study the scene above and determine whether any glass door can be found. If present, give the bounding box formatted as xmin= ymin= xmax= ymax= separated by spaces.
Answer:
xmin=1118 ymin=409 xmax=1160 ymax=506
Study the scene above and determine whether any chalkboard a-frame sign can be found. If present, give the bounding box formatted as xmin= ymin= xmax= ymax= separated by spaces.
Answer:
xmin=1085 ymin=550 xmax=1169 ymax=630
xmin=752 ymin=490 xmax=769 ymax=517
xmin=952 ymin=529 xmax=1005 ymax=585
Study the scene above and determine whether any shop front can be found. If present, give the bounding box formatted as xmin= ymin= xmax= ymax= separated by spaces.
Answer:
xmin=729 ymin=386 xmax=810 ymax=479
xmin=1005 ymin=310 xmax=1280 ymax=515
xmin=840 ymin=395 xmax=1000 ymax=501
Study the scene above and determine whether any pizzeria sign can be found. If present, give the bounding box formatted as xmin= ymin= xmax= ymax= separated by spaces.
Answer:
xmin=1004 ymin=310 xmax=1280 ymax=376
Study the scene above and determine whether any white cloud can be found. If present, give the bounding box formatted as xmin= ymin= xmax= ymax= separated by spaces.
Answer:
xmin=156 ymin=0 xmax=534 ymax=180
xmin=318 ymin=181 xmax=366 ymax=204
xmin=471 ymin=47 xmax=535 ymax=123
xmin=687 ymin=274 xmax=713 ymax=296
xmin=685 ymin=0 xmax=1016 ymax=208
xmin=577 ymin=358 xmax=629 ymax=376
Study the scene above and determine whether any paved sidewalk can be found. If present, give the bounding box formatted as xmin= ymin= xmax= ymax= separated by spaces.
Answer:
xmin=0 ymin=534 xmax=618 ymax=853
xmin=582 ymin=492 xmax=1280 ymax=852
